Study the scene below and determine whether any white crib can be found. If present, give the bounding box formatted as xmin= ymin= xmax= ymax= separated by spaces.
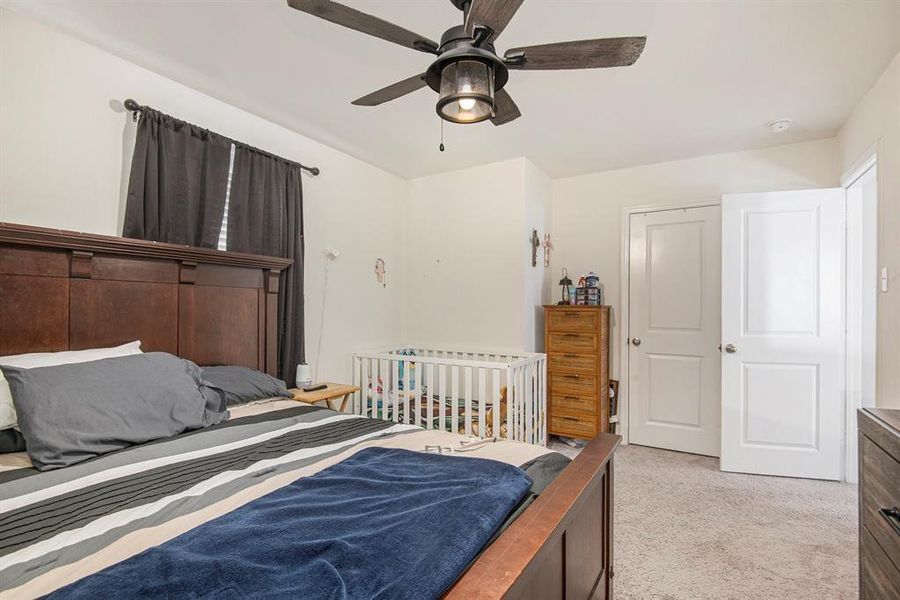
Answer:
xmin=351 ymin=346 xmax=547 ymax=446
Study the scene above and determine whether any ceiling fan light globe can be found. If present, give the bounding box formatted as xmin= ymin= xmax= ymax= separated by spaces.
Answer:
xmin=436 ymin=59 xmax=494 ymax=124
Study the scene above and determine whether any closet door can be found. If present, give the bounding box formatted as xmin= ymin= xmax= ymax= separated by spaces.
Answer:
xmin=628 ymin=205 xmax=722 ymax=457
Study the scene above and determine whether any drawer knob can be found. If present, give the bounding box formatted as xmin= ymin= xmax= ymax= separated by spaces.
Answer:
xmin=564 ymin=333 xmax=580 ymax=338
xmin=565 ymin=374 xmax=581 ymax=379
xmin=563 ymin=416 xmax=579 ymax=422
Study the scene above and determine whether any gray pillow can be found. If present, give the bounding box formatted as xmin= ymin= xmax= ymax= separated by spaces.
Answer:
xmin=2 ymin=352 xmax=229 ymax=471
xmin=200 ymin=365 xmax=293 ymax=406
xmin=0 ymin=428 xmax=25 ymax=453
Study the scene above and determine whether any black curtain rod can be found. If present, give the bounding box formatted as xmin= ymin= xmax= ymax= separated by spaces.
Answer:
xmin=123 ymin=98 xmax=320 ymax=176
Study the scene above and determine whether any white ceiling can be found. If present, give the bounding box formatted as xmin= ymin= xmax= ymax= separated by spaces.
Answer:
xmin=5 ymin=0 xmax=900 ymax=179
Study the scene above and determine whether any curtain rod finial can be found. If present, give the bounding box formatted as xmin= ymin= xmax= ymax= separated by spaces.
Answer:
xmin=308 ymin=167 xmax=320 ymax=176
xmin=124 ymin=98 xmax=141 ymax=112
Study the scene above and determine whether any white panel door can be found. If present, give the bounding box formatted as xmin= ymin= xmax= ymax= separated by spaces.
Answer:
xmin=721 ymin=189 xmax=845 ymax=480
xmin=629 ymin=205 xmax=722 ymax=456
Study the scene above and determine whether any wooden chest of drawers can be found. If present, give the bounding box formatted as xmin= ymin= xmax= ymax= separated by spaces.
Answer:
xmin=858 ymin=408 xmax=900 ymax=599
xmin=544 ymin=305 xmax=610 ymax=439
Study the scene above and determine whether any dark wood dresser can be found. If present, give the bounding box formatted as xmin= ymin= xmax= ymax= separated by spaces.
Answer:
xmin=544 ymin=305 xmax=610 ymax=439
xmin=858 ymin=408 xmax=900 ymax=599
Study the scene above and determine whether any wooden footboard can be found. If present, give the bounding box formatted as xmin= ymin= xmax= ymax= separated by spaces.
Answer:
xmin=447 ymin=433 xmax=620 ymax=599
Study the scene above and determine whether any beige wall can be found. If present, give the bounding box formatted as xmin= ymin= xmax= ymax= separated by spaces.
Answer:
xmin=838 ymin=52 xmax=900 ymax=409
xmin=406 ymin=158 xmax=551 ymax=353
xmin=522 ymin=160 xmax=553 ymax=352
xmin=3 ymin=7 xmax=893 ymax=408
xmin=0 ymin=9 xmax=408 ymax=383
xmin=550 ymin=138 xmax=839 ymax=383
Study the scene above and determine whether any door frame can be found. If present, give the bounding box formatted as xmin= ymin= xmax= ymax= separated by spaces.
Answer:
xmin=619 ymin=199 xmax=721 ymax=446
xmin=841 ymin=147 xmax=878 ymax=483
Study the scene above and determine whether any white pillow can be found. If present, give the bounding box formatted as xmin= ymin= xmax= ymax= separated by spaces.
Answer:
xmin=0 ymin=341 xmax=143 ymax=430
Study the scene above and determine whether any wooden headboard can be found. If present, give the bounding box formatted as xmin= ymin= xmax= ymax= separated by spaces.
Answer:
xmin=0 ymin=223 xmax=292 ymax=376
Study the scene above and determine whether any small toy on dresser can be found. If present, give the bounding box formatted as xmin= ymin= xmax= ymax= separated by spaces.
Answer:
xmin=575 ymin=271 xmax=602 ymax=305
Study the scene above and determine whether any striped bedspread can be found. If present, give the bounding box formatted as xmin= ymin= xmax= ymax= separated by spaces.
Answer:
xmin=0 ymin=399 xmax=554 ymax=598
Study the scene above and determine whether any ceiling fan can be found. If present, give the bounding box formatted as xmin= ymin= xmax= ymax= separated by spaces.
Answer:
xmin=287 ymin=0 xmax=646 ymax=126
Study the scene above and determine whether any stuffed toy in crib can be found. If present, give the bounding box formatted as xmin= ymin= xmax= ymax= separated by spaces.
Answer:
xmin=459 ymin=386 xmax=509 ymax=439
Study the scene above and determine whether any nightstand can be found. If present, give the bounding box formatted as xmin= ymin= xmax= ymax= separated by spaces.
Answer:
xmin=288 ymin=383 xmax=360 ymax=412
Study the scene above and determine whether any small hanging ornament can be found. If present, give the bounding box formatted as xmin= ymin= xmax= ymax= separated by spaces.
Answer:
xmin=374 ymin=258 xmax=386 ymax=287
xmin=530 ymin=229 xmax=540 ymax=267
xmin=542 ymin=233 xmax=553 ymax=268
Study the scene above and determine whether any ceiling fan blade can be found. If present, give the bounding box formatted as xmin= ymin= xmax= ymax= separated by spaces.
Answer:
xmin=287 ymin=0 xmax=438 ymax=54
xmin=505 ymin=37 xmax=646 ymax=70
xmin=352 ymin=73 xmax=428 ymax=106
xmin=465 ymin=0 xmax=524 ymax=42
xmin=491 ymin=88 xmax=521 ymax=126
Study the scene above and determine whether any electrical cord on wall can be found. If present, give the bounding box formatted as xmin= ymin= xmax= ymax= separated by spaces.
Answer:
xmin=313 ymin=248 xmax=339 ymax=382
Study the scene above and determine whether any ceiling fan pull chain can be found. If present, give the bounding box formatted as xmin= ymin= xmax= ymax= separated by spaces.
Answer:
xmin=439 ymin=118 xmax=445 ymax=152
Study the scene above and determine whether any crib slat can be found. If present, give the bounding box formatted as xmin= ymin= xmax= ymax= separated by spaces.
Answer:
xmin=439 ymin=364 xmax=447 ymax=434
xmin=451 ymin=366 xmax=459 ymax=435
xmin=364 ymin=358 xmax=371 ymax=418
xmin=352 ymin=357 xmax=359 ymax=414
xmin=478 ymin=368 xmax=486 ymax=438
xmin=492 ymin=368 xmax=501 ymax=441
xmin=525 ymin=361 xmax=533 ymax=444
xmin=392 ymin=360 xmax=399 ymax=423
xmin=506 ymin=367 xmax=514 ymax=442
xmin=403 ymin=359 xmax=411 ymax=425
xmin=516 ymin=366 xmax=523 ymax=441
xmin=426 ymin=363 xmax=435 ymax=429
xmin=464 ymin=367 xmax=473 ymax=437
xmin=414 ymin=357 xmax=421 ymax=429
xmin=378 ymin=359 xmax=391 ymax=419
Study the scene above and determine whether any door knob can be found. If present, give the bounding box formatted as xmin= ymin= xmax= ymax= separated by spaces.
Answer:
xmin=724 ymin=343 xmax=737 ymax=354
xmin=631 ymin=338 xmax=642 ymax=346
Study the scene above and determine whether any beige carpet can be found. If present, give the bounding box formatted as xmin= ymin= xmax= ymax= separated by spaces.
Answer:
xmin=548 ymin=441 xmax=859 ymax=599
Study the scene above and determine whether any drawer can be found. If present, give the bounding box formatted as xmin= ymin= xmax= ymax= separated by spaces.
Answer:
xmin=861 ymin=526 xmax=900 ymax=600
xmin=548 ymin=309 xmax=598 ymax=332
xmin=861 ymin=436 xmax=900 ymax=565
xmin=548 ymin=352 xmax=597 ymax=373
xmin=550 ymin=371 xmax=597 ymax=395
xmin=546 ymin=331 xmax=598 ymax=353
xmin=551 ymin=392 xmax=597 ymax=415
xmin=550 ymin=413 xmax=597 ymax=439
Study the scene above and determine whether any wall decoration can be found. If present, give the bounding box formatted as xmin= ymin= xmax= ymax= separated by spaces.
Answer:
xmin=530 ymin=229 xmax=540 ymax=267
xmin=542 ymin=234 xmax=553 ymax=267
xmin=374 ymin=258 xmax=386 ymax=286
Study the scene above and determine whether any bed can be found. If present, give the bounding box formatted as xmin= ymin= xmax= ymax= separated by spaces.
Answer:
xmin=0 ymin=223 xmax=619 ymax=599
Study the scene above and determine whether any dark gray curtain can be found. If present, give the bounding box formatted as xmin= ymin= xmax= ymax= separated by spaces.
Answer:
xmin=227 ymin=145 xmax=305 ymax=381
xmin=123 ymin=109 xmax=232 ymax=247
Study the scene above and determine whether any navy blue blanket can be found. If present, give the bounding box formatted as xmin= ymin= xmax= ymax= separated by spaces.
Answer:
xmin=49 ymin=448 xmax=533 ymax=600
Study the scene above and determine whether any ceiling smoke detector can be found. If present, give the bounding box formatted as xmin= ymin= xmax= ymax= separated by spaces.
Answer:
xmin=767 ymin=118 xmax=793 ymax=133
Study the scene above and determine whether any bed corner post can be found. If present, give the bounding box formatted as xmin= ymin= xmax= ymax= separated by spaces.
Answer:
xmin=263 ymin=270 xmax=280 ymax=377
